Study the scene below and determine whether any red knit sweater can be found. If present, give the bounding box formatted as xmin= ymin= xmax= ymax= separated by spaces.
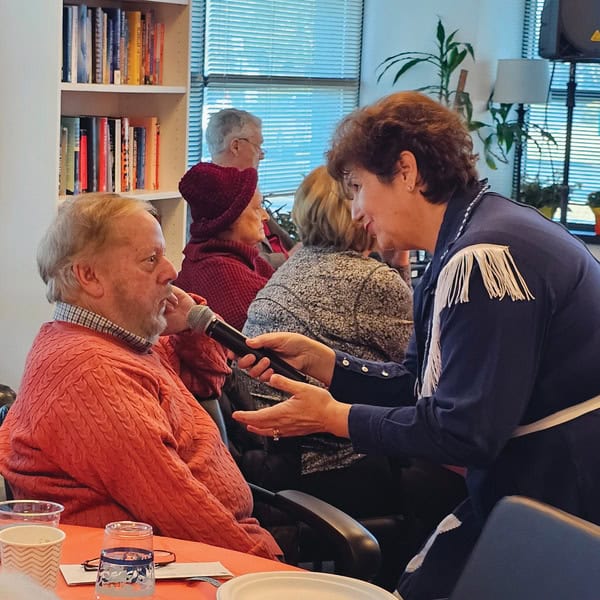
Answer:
xmin=175 ymin=238 xmax=274 ymax=330
xmin=0 ymin=322 xmax=281 ymax=560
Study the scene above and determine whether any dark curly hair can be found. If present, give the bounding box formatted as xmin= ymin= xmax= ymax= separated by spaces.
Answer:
xmin=327 ymin=91 xmax=479 ymax=203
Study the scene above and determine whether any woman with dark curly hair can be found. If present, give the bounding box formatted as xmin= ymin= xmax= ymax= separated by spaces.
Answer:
xmin=232 ymin=91 xmax=600 ymax=599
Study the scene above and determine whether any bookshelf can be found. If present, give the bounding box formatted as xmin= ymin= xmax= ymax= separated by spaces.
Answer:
xmin=59 ymin=0 xmax=190 ymax=269
xmin=0 ymin=0 xmax=190 ymax=389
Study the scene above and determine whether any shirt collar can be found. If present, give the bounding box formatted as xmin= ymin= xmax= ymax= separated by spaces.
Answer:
xmin=54 ymin=302 xmax=153 ymax=353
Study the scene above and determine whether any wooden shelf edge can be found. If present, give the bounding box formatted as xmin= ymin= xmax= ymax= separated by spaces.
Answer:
xmin=61 ymin=84 xmax=186 ymax=94
xmin=58 ymin=191 xmax=181 ymax=202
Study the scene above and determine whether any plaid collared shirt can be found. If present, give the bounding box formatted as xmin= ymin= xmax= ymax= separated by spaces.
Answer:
xmin=54 ymin=302 xmax=153 ymax=353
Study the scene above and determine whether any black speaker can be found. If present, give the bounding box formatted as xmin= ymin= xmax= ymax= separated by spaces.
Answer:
xmin=539 ymin=0 xmax=600 ymax=61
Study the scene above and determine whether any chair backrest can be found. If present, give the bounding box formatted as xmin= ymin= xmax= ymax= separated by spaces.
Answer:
xmin=450 ymin=495 xmax=600 ymax=600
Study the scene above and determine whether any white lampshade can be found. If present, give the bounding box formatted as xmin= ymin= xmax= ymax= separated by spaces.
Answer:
xmin=493 ymin=59 xmax=550 ymax=104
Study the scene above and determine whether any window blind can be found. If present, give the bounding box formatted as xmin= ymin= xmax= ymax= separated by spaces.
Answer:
xmin=188 ymin=0 xmax=363 ymax=205
xmin=522 ymin=0 xmax=600 ymax=226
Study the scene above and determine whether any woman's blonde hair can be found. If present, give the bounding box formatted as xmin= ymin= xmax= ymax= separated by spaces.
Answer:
xmin=38 ymin=193 xmax=156 ymax=303
xmin=292 ymin=166 xmax=371 ymax=252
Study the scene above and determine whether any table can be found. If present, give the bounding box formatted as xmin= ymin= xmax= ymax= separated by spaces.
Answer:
xmin=56 ymin=524 xmax=301 ymax=599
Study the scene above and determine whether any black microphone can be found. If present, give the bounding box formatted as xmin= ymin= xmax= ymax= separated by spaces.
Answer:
xmin=187 ymin=305 xmax=308 ymax=383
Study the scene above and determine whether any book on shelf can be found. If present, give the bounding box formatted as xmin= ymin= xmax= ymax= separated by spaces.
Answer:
xmin=130 ymin=116 xmax=159 ymax=191
xmin=133 ymin=126 xmax=146 ymax=190
xmin=121 ymin=116 xmax=131 ymax=192
xmin=79 ymin=128 xmax=88 ymax=193
xmin=62 ymin=6 xmax=73 ymax=82
xmin=92 ymin=6 xmax=103 ymax=84
xmin=97 ymin=116 xmax=108 ymax=192
xmin=60 ymin=116 xmax=80 ymax=195
xmin=80 ymin=116 xmax=98 ymax=193
xmin=77 ymin=4 xmax=90 ymax=84
xmin=126 ymin=11 xmax=142 ymax=85
xmin=107 ymin=118 xmax=122 ymax=193
xmin=59 ymin=126 xmax=68 ymax=195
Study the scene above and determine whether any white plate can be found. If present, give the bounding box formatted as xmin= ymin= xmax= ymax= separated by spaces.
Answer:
xmin=217 ymin=571 xmax=397 ymax=599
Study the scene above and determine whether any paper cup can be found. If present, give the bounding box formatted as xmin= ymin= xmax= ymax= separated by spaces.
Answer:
xmin=0 ymin=525 xmax=65 ymax=589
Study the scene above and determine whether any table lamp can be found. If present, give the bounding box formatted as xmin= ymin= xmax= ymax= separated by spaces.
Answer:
xmin=492 ymin=58 xmax=550 ymax=201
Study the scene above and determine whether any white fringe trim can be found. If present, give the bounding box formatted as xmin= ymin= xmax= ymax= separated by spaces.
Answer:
xmin=404 ymin=512 xmax=463 ymax=573
xmin=421 ymin=244 xmax=534 ymax=397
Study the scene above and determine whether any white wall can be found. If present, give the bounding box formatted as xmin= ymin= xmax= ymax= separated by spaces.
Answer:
xmin=360 ymin=0 xmax=526 ymax=196
xmin=0 ymin=3 xmax=61 ymax=389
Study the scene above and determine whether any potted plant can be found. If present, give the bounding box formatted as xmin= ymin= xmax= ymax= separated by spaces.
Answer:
xmin=587 ymin=191 xmax=600 ymax=234
xmin=376 ymin=19 xmax=484 ymax=141
xmin=520 ymin=181 xmax=561 ymax=219
xmin=376 ymin=19 xmax=555 ymax=170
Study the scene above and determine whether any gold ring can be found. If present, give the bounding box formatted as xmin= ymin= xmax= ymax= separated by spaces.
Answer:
xmin=272 ymin=428 xmax=280 ymax=441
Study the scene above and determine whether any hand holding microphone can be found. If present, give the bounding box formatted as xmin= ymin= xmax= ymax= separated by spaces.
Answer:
xmin=187 ymin=305 xmax=308 ymax=383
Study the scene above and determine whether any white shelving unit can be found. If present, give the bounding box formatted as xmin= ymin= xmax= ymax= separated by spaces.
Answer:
xmin=59 ymin=0 xmax=190 ymax=269
xmin=0 ymin=0 xmax=190 ymax=388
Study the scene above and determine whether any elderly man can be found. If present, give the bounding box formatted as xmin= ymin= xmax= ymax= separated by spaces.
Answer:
xmin=0 ymin=193 xmax=281 ymax=560
xmin=206 ymin=108 xmax=295 ymax=268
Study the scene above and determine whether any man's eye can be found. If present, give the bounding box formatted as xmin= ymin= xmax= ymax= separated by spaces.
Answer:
xmin=147 ymin=256 xmax=157 ymax=264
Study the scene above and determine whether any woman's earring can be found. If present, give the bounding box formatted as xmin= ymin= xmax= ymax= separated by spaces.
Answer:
xmin=407 ymin=185 xmax=414 ymax=192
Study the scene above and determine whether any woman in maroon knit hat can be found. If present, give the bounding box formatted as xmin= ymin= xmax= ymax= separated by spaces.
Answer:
xmin=175 ymin=162 xmax=274 ymax=330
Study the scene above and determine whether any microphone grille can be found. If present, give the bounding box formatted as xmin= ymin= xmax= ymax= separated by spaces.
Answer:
xmin=187 ymin=304 xmax=216 ymax=332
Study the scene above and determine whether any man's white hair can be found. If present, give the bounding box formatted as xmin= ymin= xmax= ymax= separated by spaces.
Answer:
xmin=205 ymin=108 xmax=262 ymax=157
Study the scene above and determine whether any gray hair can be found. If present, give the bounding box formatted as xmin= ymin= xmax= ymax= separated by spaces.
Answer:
xmin=205 ymin=108 xmax=262 ymax=157
xmin=38 ymin=193 xmax=156 ymax=303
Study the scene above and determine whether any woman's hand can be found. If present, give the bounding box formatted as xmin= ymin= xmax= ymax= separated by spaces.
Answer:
xmin=232 ymin=374 xmax=351 ymax=439
xmin=236 ymin=332 xmax=336 ymax=386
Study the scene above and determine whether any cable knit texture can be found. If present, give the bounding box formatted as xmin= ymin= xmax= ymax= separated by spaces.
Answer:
xmin=0 ymin=322 xmax=281 ymax=560
xmin=243 ymin=246 xmax=413 ymax=474
xmin=175 ymin=238 xmax=274 ymax=330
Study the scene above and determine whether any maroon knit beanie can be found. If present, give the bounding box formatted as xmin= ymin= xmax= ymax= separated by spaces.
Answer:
xmin=179 ymin=162 xmax=258 ymax=240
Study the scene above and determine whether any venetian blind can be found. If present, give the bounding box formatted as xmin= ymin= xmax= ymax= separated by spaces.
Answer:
xmin=522 ymin=0 xmax=600 ymax=226
xmin=188 ymin=0 xmax=363 ymax=207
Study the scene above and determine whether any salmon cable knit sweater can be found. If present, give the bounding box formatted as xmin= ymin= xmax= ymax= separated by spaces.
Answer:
xmin=0 ymin=318 xmax=281 ymax=560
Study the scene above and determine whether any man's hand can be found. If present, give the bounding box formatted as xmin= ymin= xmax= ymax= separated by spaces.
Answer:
xmin=162 ymin=286 xmax=195 ymax=335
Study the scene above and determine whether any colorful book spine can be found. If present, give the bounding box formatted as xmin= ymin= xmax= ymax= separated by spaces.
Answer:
xmin=126 ymin=11 xmax=142 ymax=85
xmin=79 ymin=128 xmax=88 ymax=193
xmin=62 ymin=6 xmax=73 ymax=83
xmin=120 ymin=117 xmax=130 ymax=192
xmin=77 ymin=4 xmax=89 ymax=84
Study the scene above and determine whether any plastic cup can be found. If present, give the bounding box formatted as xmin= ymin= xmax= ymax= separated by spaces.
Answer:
xmin=0 ymin=500 xmax=64 ymax=530
xmin=95 ymin=521 xmax=155 ymax=599
xmin=0 ymin=524 xmax=66 ymax=589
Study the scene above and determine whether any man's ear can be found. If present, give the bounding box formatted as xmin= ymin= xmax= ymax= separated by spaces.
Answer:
xmin=397 ymin=151 xmax=419 ymax=192
xmin=228 ymin=137 xmax=240 ymax=157
xmin=71 ymin=259 xmax=104 ymax=299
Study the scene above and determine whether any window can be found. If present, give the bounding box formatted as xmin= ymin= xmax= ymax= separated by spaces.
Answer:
xmin=188 ymin=0 xmax=364 ymax=211
xmin=522 ymin=0 xmax=600 ymax=228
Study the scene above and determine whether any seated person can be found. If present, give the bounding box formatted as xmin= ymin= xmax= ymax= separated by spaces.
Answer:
xmin=0 ymin=193 xmax=281 ymax=560
xmin=239 ymin=166 xmax=464 ymax=519
xmin=175 ymin=162 xmax=274 ymax=330
xmin=206 ymin=107 xmax=295 ymax=268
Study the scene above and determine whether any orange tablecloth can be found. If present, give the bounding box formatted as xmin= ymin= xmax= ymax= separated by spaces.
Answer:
xmin=56 ymin=524 xmax=301 ymax=599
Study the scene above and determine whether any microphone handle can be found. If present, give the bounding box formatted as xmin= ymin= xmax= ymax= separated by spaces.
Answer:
xmin=207 ymin=320 xmax=308 ymax=383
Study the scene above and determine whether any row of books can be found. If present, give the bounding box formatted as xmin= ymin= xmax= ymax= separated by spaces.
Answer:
xmin=59 ymin=115 xmax=160 ymax=196
xmin=62 ymin=5 xmax=165 ymax=85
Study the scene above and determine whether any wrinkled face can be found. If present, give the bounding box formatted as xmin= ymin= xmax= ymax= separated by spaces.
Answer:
xmin=231 ymin=124 xmax=265 ymax=169
xmin=345 ymin=166 xmax=416 ymax=251
xmin=227 ymin=189 xmax=269 ymax=245
xmin=94 ymin=211 xmax=178 ymax=342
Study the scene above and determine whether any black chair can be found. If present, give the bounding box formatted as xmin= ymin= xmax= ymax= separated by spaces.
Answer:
xmin=197 ymin=396 xmax=381 ymax=582
xmin=450 ymin=495 xmax=600 ymax=600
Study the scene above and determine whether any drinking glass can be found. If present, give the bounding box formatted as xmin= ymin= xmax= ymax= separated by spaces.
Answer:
xmin=0 ymin=500 xmax=64 ymax=530
xmin=95 ymin=521 xmax=155 ymax=599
